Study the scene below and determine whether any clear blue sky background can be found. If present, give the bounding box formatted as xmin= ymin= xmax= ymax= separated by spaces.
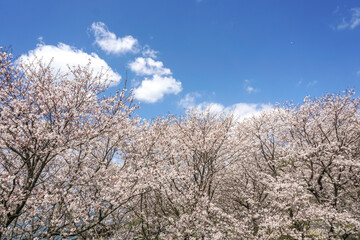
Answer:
xmin=1 ymin=0 xmax=360 ymax=119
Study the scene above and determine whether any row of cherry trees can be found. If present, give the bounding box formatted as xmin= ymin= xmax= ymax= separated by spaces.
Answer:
xmin=1 ymin=48 xmax=359 ymax=239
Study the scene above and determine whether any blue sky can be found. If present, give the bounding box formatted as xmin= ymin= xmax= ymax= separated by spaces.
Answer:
xmin=1 ymin=0 xmax=360 ymax=119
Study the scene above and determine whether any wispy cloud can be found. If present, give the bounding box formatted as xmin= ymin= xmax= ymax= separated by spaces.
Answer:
xmin=244 ymin=79 xmax=259 ymax=93
xmin=142 ymin=45 xmax=158 ymax=58
xmin=178 ymin=92 xmax=201 ymax=109
xmin=333 ymin=6 xmax=340 ymax=14
xmin=37 ymin=36 xmax=45 ymax=45
xmin=336 ymin=8 xmax=360 ymax=30
xmin=18 ymin=43 xmax=121 ymax=85
xmin=246 ymin=86 xmax=256 ymax=93
xmin=91 ymin=22 xmax=139 ymax=54
xmin=134 ymin=74 xmax=182 ymax=103
xmin=306 ymin=80 xmax=318 ymax=87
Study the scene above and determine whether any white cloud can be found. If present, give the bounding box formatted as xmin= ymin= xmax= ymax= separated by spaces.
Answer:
xmin=134 ymin=74 xmax=182 ymax=103
xmin=142 ymin=45 xmax=158 ymax=58
xmin=195 ymin=102 xmax=273 ymax=121
xmin=306 ymin=80 xmax=318 ymax=87
xmin=18 ymin=43 xmax=121 ymax=84
xmin=110 ymin=25 xmax=180 ymax=103
xmin=129 ymin=57 xmax=171 ymax=76
xmin=337 ymin=19 xmax=348 ymax=30
xmin=37 ymin=36 xmax=44 ymax=45
xmin=230 ymin=103 xmax=273 ymax=120
xmin=178 ymin=92 xmax=201 ymax=109
xmin=246 ymin=86 xmax=255 ymax=93
xmin=337 ymin=8 xmax=360 ymax=30
xmin=244 ymin=79 xmax=259 ymax=93
xmin=91 ymin=22 xmax=139 ymax=54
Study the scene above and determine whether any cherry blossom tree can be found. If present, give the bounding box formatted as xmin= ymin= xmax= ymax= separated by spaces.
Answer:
xmin=0 ymin=47 xmax=141 ymax=239
xmin=280 ymin=91 xmax=360 ymax=239
xmin=218 ymin=91 xmax=360 ymax=239
xmin=111 ymin=111 xmax=247 ymax=239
